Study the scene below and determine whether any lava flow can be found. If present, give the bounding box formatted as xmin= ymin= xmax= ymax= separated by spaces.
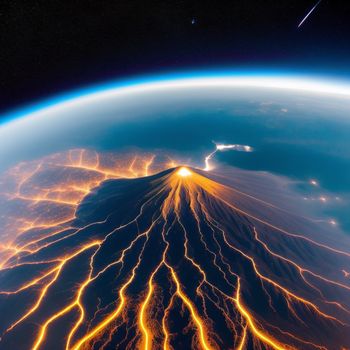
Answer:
xmin=0 ymin=150 xmax=350 ymax=350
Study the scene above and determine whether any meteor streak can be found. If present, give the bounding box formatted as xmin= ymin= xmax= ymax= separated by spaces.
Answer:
xmin=298 ymin=0 xmax=323 ymax=28
xmin=0 ymin=149 xmax=349 ymax=349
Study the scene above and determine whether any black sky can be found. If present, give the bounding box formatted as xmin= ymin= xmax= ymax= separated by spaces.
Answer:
xmin=1 ymin=0 xmax=350 ymax=114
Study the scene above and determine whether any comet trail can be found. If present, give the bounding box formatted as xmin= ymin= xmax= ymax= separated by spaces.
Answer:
xmin=0 ymin=148 xmax=349 ymax=349
xmin=298 ymin=0 xmax=323 ymax=28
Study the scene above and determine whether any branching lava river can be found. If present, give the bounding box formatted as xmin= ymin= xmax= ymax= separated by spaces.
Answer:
xmin=0 ymin=149 xmax=349 ymax=350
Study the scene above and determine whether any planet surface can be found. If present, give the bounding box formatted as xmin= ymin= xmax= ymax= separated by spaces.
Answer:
xmin=0 ymin=75 xmax=350 ymax=350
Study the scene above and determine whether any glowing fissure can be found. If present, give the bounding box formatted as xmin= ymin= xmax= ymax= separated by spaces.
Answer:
xmin=0 ymin=149 xmax=349 ymax=349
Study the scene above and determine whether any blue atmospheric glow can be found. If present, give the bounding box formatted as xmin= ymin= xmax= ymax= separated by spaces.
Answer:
xmin=1 ymin=69 xmax=350 ymax=126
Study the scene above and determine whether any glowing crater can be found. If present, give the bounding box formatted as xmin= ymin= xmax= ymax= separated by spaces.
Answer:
xmin=177 ymin=167 xmax=192 ymax=177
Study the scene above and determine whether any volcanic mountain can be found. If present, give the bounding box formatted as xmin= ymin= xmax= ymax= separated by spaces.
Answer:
xmin=0 ymin=150 xmax=349 ymax=350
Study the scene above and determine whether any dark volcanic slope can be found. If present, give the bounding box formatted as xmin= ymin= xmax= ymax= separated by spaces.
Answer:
xmin=0 ymin=150 xmax=350 ymax=350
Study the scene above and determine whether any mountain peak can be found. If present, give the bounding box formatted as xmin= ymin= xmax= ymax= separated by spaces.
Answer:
xmin=0 ymin=150 xmax=350 ymax=350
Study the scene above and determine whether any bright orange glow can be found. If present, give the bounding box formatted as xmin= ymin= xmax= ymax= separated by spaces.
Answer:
xmin=139 ymin=263 xmax=162 ymax=350
xmin=177 ymin=167 xmax=192 ymax=177
xmin=167 ymin=264 xmax=214 ymax=350
xmin=235 ymin=278 xmax=286 ymax=350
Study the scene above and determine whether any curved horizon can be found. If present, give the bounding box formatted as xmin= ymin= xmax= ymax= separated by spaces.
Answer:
xmin=3 ymin=71 xmax=350 ymax=126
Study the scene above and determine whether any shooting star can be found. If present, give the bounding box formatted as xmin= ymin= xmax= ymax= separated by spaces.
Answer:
xmin=298 ymin=0 xmax=322 ymax=28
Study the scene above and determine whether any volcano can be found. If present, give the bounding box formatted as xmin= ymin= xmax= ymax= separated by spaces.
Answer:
xmin=0 ymin=150 xmax=349 ymax=350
